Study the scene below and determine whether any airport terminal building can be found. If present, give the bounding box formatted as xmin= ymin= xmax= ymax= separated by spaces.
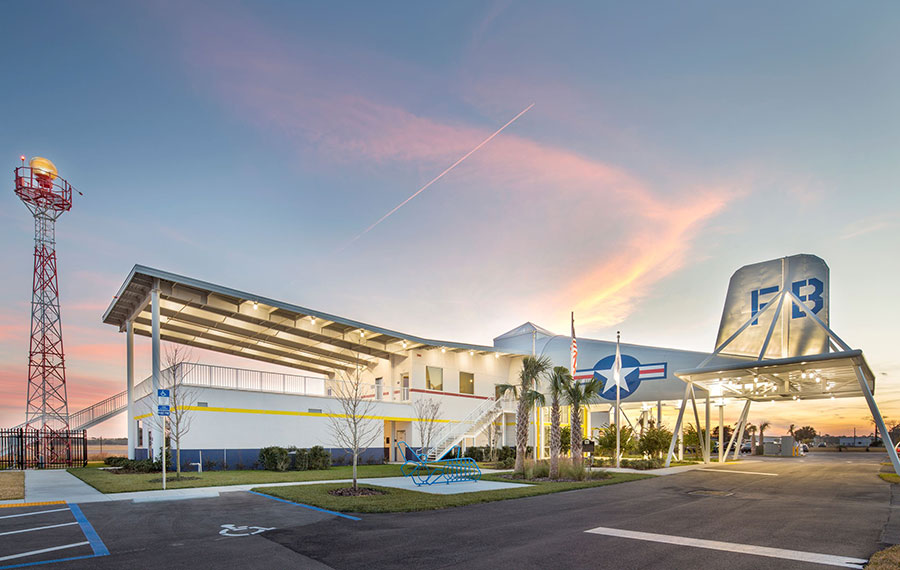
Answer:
xmin=85 ymin=255 xmax=900 ymax=474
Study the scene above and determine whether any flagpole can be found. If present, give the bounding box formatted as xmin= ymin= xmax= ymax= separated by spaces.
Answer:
xmin=615 ymin=331 xmax=621 ymax=469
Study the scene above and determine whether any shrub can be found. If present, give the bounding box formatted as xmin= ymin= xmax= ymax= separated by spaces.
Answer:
xmin=637 ymin=424 xmax=674 ymax=459
xmin=308 ymin=446 xmax=332 ymax=470
xmin=204 ymin=459 xmax=219 ymax=472
xmin=560 ymin=426 xmax=571 ymax=455
xmin=288 ymin=447 xmax=310 ymax=471
xmin=259 ymin=447 xmax=290 ymax=471
xmin=104 ymin=456 xmax=129 ymax=467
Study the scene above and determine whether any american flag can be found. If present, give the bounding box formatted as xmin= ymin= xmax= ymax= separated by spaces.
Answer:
xmin=570 ymin=312 xmax=577 ymax=374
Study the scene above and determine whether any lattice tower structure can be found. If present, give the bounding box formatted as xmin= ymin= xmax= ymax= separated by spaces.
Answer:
xmin=14 ymin=161 xmax=74 ymax=432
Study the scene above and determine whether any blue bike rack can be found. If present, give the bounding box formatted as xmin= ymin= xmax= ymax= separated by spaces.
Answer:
xmin=396 ymin=441 xmax=481 ymax=486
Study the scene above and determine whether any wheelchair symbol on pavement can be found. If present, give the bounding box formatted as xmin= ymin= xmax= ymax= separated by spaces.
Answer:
xmin=219 ymin=523 xmax=275 ymax=537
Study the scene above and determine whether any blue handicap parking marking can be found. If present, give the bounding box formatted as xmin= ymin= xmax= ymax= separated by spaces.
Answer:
xmin=0 ymin=503 xmax=109 ymax=569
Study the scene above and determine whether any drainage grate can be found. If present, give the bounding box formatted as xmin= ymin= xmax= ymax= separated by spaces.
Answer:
xmin=688 ymin=490 xmax=734 ymax=497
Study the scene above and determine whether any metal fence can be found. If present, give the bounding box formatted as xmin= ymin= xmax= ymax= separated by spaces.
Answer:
xmin=0 ymin=428 xmax=88 ymax=469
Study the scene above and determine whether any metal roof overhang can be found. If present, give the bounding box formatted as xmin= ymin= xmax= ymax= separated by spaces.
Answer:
xmin=675 ymin=350 xmax=874 ymax=402
xmin=102 ymin=265 xmax=517 ymax=376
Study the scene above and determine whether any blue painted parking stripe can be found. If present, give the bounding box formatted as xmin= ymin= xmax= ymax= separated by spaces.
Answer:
xmin=0 ymin=553 xmax=98 ymax=570
xmin=66 ymin=503 xmax=109 ymax=556
xmin=247 ymin=491 xmax=361 ymax=521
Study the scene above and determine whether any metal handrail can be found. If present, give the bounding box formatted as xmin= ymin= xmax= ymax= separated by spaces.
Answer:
xmin=426 ymin=394 xmax=509 ymax=460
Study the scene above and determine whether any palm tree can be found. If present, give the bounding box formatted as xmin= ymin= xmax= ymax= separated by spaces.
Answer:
xmin=758 ymin=420 xmax=771 ymax=453
xmin=788 ymin=424 xmax=796 ymax=441
xmin=746 ymin=424 xmax=758 ymax=454
xmin=547 ymin=366 xmax=571 ymax=479
xmin=498 ymin=355 xmax=551 ymax=474
xmin=563 ymin=375 xmax=603 ymax=468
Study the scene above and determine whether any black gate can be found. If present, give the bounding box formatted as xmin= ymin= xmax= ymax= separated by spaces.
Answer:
xmin=0 ymin=428 xmax=88 ymax=469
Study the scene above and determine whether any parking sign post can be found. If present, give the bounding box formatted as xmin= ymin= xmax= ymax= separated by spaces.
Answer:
xmin=158 ymin=389 xmax=170 ymax=490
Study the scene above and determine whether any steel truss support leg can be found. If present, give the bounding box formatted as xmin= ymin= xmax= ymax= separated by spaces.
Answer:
xmin=855 ymin=365 xmax=900 ymax=475
xmin=665 ymin=383 xmax=691 ymax=467
xmin=728 ymin=399 xmax=751 ymax=461
xmin=689 ymin=385 xmax=709 ymax=464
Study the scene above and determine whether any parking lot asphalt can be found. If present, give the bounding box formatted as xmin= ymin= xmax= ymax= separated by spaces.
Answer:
xmin=265 ymin=453 xmax=893 ymax=569
xmin=0 ymin=492 xmax=341 ymax=569
xmin=0 ymin=452 xmax=892 ymax=569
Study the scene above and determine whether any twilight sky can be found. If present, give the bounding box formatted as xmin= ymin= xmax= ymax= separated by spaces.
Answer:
xmin=1 ymin=1 xmax=898 ymax=437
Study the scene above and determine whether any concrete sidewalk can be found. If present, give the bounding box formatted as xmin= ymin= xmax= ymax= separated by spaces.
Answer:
xmin=0 ymin=464 xmax=688 ymax=506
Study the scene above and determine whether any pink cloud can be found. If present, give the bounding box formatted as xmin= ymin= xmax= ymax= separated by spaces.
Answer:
xmin=168 ymin=7 xmax=740 ymax=331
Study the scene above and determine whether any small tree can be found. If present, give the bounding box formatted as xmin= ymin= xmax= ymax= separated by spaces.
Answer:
xmin=484 ymin=416 xmax=500 ymax=461
xmin=327 ymin=363 xmax=382 ymax=493
xmin=747 ymin=424 xmax=758 ymax=454
xmin=757 ymin=421 xmax=771 ymax=455
xmin=547 ymin=366 xmax=570 ymax=479
xmin=145 ymin=345 xmax=196 ymax=478
xmin=412 ymin=398 xmax=443 ymax=455
xmin=497 ymin=355 xmax=551 ymax=474
xmin=794 ymin=425 xmax=817 ymax=443
xmin=563 ymin=375 xmax=602 ymax=468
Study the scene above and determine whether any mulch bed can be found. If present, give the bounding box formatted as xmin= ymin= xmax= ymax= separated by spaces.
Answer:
xmin=498 ymin=474 xmax=611 ymax=483
xmin=328 ymin=487 xmax=386 ymax=497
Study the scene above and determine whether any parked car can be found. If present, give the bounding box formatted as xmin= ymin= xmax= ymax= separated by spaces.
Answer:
xmin=817 ymin=442 xmax=827 ymax=447
xmin=740 ymin=442 xmax=752 ymax=454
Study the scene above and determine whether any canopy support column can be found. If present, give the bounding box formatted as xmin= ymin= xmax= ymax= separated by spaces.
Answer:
xmin=704 ymin=391 xmax=711 ymax=464
xmin=151 ymin=281 xmax=162 ymax=461
xmin=126 ymin=320 xmax=135 ymax=459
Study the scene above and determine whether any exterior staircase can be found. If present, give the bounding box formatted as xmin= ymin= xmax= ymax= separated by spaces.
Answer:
xmin=425 ymin=394 xmax=511 ymax=461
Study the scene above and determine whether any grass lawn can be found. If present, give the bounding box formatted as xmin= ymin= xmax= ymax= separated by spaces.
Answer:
xmin=878 ymin=473 xmax=900 ymax=484
xmin=0 ymin=472 xmax=25 ymax=500
xmin=253 ymin=472 xmax=652 ymax=513
xmin=867 ymin=544 xmax=900 ymax=569
xmin=68 ymin=464 xmax=406 ymax=493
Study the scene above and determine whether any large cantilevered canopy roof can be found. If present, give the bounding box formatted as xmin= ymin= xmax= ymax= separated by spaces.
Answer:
xmin=675 ymin=350 xmax=875 ymax=402
xmin=102 ymin=265 xmax=518 ymax=376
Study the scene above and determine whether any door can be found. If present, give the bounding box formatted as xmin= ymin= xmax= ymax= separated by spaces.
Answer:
xmin=395 ymin=429 xmax=407 ymax=461
xmin=401 ymin=374 xmax=410 ymax=400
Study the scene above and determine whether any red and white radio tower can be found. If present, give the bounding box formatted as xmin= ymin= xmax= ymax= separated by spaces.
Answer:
xmin=14 ymin=156 xmax=75 ymax=432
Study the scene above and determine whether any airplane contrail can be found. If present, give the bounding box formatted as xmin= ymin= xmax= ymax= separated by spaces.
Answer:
xmin=340 ymin=103 xmax=535 ymax=250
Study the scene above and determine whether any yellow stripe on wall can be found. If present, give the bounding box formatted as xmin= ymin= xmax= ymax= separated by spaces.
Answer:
xmin=149 ymin=405 xmax=457 ymax=424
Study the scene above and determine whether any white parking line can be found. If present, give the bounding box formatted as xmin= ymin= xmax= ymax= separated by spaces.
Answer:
xmin=0 ymin=508 xmax=70 ymax=520
xmin=0 ymin=522 xmax=78 ymax=537
xmin=0 ymin=541 xmax=90 ymax=563
xmin=699 ymin=468 xmax=778 ymax=476
xmin=584 ymin=526 xmax=867 ymax=568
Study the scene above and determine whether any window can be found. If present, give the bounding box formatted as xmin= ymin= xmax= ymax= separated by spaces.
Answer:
xmin=197 ymin=402 xmax=208 ymax=407
xmin=495 ymin=384 xmax=505 ymax=399
xmin=426 ymin=366 xmax=443 ymax=391
xmin=375 ymin=377 xmax=383 ymax=401
xmin=459 ymin=372 xmax=475 ymax=395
